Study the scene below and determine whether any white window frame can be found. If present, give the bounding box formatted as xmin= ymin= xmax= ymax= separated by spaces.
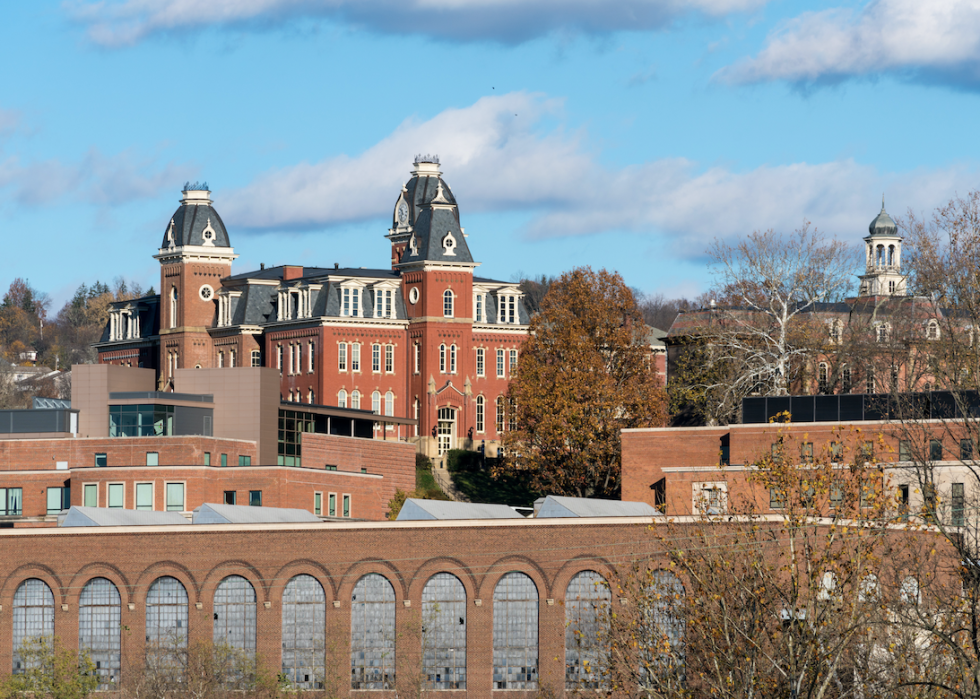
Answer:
xmin=509 ymin=349 xmax=518 ymax=374
xmin=440 ymin=344 xmax=447 ymax=374
xmin=385 ymin=391 xmax=394 ymax=416
xmin=474 ymin=293 xmax=485 ymax=323
xmin=308 ymin=341 xmax=315 ymax=373
xmin=338 ymin=342 xmax=347 ymax=372
xmin=385 ymin=344 xmax=395 ymax=374
xmin=372 ymin=343 xmax=381 ymax=373
xmin=83 ymin=482 xmax=99 ymax=508
xmin=165 ymin=481 xmax=186 ymax=513
xmin=692 ymin=482 xmax=728 ymax=515
xmin=135 ymin=482 xmax=154 ymax=511
xmin=338 ymin=389 xmax=348 ymax=408
xmin=476 ymin=348 xmax=485 ymax=377
xmin=476 ymin=395 xmax=485 ymax=433
xmin=351 ymin=343 xmax=361 ymax=372
xmin=444 ymin=290 xmax=454 ymax=318
xmin=341 ymin=286 xmax=362 ymax=318
xmin=351 ymin=390 xmax=361 ymax=410
xmin=414 ymin=343 xmax=420 ymax=374
xmin=107 ymin=482 xmax=125 ymax=509
xmin=450 ymin=344 xmax=457 ymax=374
xmin=372 ymin=390 xmax=381 ymax=415
xmin=497 ymin=349 xmax=505 ymax=378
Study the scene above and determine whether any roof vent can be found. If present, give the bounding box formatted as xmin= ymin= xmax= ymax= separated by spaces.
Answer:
xmin=334 ymin=263 xmax=339 ymax=269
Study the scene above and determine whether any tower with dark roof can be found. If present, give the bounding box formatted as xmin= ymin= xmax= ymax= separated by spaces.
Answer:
xmin=858 ymin=198 xmax=906 ymax=297
xmin=153 ymin=184 xmax=238 ymax=388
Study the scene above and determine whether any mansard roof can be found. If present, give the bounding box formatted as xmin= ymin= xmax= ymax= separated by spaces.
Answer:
xmin=161 ymin=186 xmax=231 ymax=249
xmin=393 ymin=159 xmax=475 ymax=266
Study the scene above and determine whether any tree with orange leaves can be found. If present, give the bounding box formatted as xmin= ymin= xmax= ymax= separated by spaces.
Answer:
xmin=501 ymin=267 xmax=667 ymax=499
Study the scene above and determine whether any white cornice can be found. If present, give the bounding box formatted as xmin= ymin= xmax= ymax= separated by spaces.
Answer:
xmin=155 ymin=246 xmax=238 ymax=264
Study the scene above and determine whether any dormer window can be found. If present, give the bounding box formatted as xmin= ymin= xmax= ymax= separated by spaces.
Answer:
xmin=474 ymin=293 xmax=486 ymax=323
xmin=278 ymin=286 xmax=313 ymax=321
xmin=341 ymin=286 xmax=361 ymax=317
xmin=442 ymin=231 xmax=457 ymax=256
xmin=927 ymin=320 xmax=940 ymax=340
xmin=496 ymin=293 xmax=520 ymax=325
xmin=374 ymin=287 xmax=395 ymax=319
xmin=828 ymin=320 xmax=842 ymax=344
xmin=876 ymin=323 xmax=890 ymax=343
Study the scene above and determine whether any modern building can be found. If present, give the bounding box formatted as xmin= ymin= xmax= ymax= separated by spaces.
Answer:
xmin=94 ymin=157 xmax=532 ymax=459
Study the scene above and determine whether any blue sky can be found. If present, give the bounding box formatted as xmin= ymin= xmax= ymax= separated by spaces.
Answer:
xmin=2 ymin=0 xmax=980 ymax=310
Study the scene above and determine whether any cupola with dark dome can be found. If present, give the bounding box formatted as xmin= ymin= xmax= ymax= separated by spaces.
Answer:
xmin=160 ymin=182 xmax=232 ymax=250
xmin=387 ymin=156 xmax=474 ymax=269
xmin=868 ymin=198 xmax=898 ymax=237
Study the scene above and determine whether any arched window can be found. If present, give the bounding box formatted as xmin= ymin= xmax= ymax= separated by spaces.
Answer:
xmin=80 ymin=578 xmax=121 ymax=690
xmin=213 ymin=575 xmax=256 ymax=655
xmin=449 ymin=344 xmax=457 ymax=374
xmin=351 ymin=391 xmax=361 ymax=410
xmin=841 ymin=366 xmax=852 ymax=393
xmin=927 ymin=320 xmax=940 ymax=340
xmin=385 ymin=391 xmax=394 ymax=416
xmin=475 ymin=395 xmax=485 ymax=433
xmin=351 ymin=574 xmax=396 ymax=689
xmin=900 ymin=577 xmax=920 ymax=605
xmin=493 ymin=573 xmax=538 ymax=689
xmin=640 ymin=571 xmax=685 ymax=689
xmin=439 ymin=344 xmax=446 ymax=373
xmin=372 ymin=391 xmax=381 ymax=415
xmin=443 ymin=290 xmax=454 ymax=318
xmin=508 ymin=398 xmax=518 ymax=432
xmin=12 ymin=579 xmax=54 ymax=673
xmin=282 ymin=575 xmax=325 ymax=689
xmin=170 ymin=287 xmax=178 ymax=329
xmin=858 ymin=574 xmax=879 ymax=603
xmin=308 ymin=389 xmax=315 ymax=404
xmin=876 ymin=244 xmax=884 ymax=266
xmin=887 ymin=245 xmax=895 ymax=266
xmin=145 ymin=577 xmax=188 ymax=669
xmin=422 ymin=573 xmax=466 ymax=689
xmin=866 ymin=370 xmax=875 ymax=394
xmin=496 ymin=396 xmax=506 ymax=433
xmin=565 ymin=571 xmax=610 ymax=690
xmin=338 ymin=390 xmax=347 ymax=408
xmin=818 ymin=363 xmax=828 ymax=394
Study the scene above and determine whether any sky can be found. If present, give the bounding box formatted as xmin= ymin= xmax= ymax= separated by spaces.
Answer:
xmin=2 ymin=0 xmax=980 ymax=311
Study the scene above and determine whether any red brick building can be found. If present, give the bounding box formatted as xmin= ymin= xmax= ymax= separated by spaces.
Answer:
xmin=94 ymin=158 xmax=531 ymax=459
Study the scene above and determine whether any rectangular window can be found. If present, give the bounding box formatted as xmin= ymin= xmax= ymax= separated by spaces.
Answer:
xmin=801 ymin=442 xmax=813 ymax=463
xmin=475 ymin=294 xmax=484 ymax=323
xmin=47 ymin=486 xmax=70 ymax=515
xmin=108 ymin=483 xmax=124 ymax=509
xmin=372 ymin=343 xmax=381 ymax=372
xmin=165 ymin=483 xmax=184 ymax=512
xmin=924 ymin=483 xmax=936 ymax=521
xmin=385 ymin=344 xmax=394 ymax=373
xmin=830 ymin=481 xmax=844 ymax=508
xmin=770 ymin=440 xmax=782 ymax=459
xmin=220 ymin=453 xmax=227 ymax=467
xmin=277 ymin=344 xmax=283 ymax=372
xmin=309 ymin=341 xmax=315 ymax=372
xmin=961 ymin=439 xmax=974 ymax=461
xmin=497 ymin=349 xmax=505 ymax=378
xmin=145 ymin=452 xmax=159 ymax=466
xmin=930 ymin=439 xmax=943 ymax=461
xmin=251 ymin=350 xmax=262 ymax=367
xmin=509 ymin=349 xmax=518 ymax=374
xmin=769 ymin=488 xmax=785 ymax=509
xmin=223 ymin=491 xmax=236 ymax=505
xmin=339 ymin=343 xmax=348 ymax=371
xmin=229 ymin=349 xmax=235 ymax=368
xmin=953 ymin=483 xmax=965 ymax=527
xmin=238 ymin=455 xmax=251 ymax=466
xmin=83 ymin=483 xmax=98 ymax=508
xmin=204 ymin=452 xmax=211 ymax=466
xmin=0 ymin=488 xmax=23 ymax=516
xmin=351 ymin=343 xmax=361 ymax=372
xmin=899 ymin=440 xmax=911 ymax=462
xmin=329 ymin=493 xmax=337 ymax=517
xmin=899 ymin=484 xmax=910 ymax=521
xmin=830 ymin=442 xmax=843 ymax=462
xmin=343 ymin=494 xmax=351 ymax=517
xmin=95 ymin=453 xmax=107 ymax=468
xmin=249 ymin=490 xmax=262 ymax=507
xmin=414 ymin=343 xmax=420 ymax=374
xmin=476 ymin=348 xmax=485 ymax=377
xmin=476 ymin=399 xmax=485 ymax=433
xmin=294 ymin=344 xmax=301 ymax=374
xmin=314 ymin=492 xmax=322 ymax=516
xmin=860 ymin=441 xmax=874 ymax=462
xmin=135 ymin=483 xmax=153 ymax=511
xmin=439 ymin=345 xmax=446 ymax=373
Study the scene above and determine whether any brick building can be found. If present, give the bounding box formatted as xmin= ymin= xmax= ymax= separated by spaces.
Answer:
xmin=94 ymin=157 xmax=532 ymax=459
xmin=0 ymin=364 xmax=415 ymax=525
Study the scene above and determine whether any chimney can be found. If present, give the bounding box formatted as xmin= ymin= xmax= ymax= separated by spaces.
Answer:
xmin=283 ymin=265 xmax=304 ymax=281
xmin=334 ymin=263 xmax=339 ymax=270
xmin=260 ymin=263 xmax=265 ymax=270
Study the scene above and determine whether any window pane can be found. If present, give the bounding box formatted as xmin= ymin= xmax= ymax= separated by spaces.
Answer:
xmin=79 ymin=578 xmax=121 ymax=690
xmin=146 ymin=452 xmax=159 ymax=466
xmin=493 ymin=573 xmax=538 ymax=689
xmin=84 ymin=484 xmax=98 ymax=508
xmin=136 ymin=484 xmax=153 ymax=511
xmin=565 ymin=571 xmax=610 ymax=690
xmin=422 ymin=573 xmax=466 ymax=689
xmin=166 ymin=483 xmax=184 ymax=512
xmin=108 ymin=484 xmax=123 ymax=509
xmin=145 ymin=577 xmax=188 ymax=670
xmin=249 ymin=491 xmax=262 ymax=507
xmin=213 ymin=576 xmax=256 ymax=655
xmin=12 ymin=579 xmax=55 ymax=673
xmin=351 ymin=574 xmax=396 ymax=689
xmin=282 ymin=575 xmax=326 ymax=689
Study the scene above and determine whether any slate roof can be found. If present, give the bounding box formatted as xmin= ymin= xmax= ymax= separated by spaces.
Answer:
xmin=58 ymin=507 xmax=190 ymax=527
xmin=396 ymin=499 xmax=524 ymax=521
xmin=162 ymin=196 xmax=231 ymax=248
xmin=191 ymin=503 xmax=320 ymax=524
xmin=534 ymin=495 xmax=662 ymax=518
xmin=97 ymin=295 xmax=161 ymax=343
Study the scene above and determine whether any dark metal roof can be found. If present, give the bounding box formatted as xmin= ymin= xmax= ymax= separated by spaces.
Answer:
xmin=868 ymin=200 xmax=899 ymax=237
xmin=162 ymin=197 xmax=231 ymax=248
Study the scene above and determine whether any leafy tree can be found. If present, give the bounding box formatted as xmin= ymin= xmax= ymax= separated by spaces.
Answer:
xmin=502 ymin=267 xmax=668 ymax=498
xmin=1 ymin=637 xmax=98 ymax=699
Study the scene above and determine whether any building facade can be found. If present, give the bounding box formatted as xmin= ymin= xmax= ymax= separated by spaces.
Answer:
xmin=94 ymin=158 xmax=531 ymax=459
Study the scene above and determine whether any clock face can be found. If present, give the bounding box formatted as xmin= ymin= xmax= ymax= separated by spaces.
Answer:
xmin=397 ymin=202 xmax=409 ymax=224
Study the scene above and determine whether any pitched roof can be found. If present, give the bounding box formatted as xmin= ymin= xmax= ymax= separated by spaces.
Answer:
xmin=534 ymin=495 xmax=662 ymax=518
xmin=58 ymin=507 xmax=190 ymax=527
xmin=396 ymin=499 xmax=524 ymax=521
xmin=191 ymin=503 xmax=320 ymax=524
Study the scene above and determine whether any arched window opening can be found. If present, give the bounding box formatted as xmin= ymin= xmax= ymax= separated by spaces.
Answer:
xmin=351 ymin=574 xmax=396 ymax=689
xmin=282 ymin=575 xmax=325 ymax=689
xmin=351 ymin=391 xmax=361 ymax=410
xmin=213 ymin=575 xmax=256 ymax=655
xmin=449 ymin=344 xmax=457 ymax=374
xmin=817 ymin=363 xmax=829 ymax=394
xmin=493 ymin=572 xmax=538 ymax=689
xmin=565 ymin=571 xmax=611 ymax=690
xmin=145 ymin=576 xmax=188 ymax=671
xmin=876 ymin=244 xmax=884 ymax=266
xmin=80 ymin=578 xmax=121 ymax=690
xmin=900 ymin=577 xmax=920 ymax=606
xmin=422 ymin=573 xmax=466 ymax=690
xmin=888 ymin=245 xmax=895 ymax=266
xmin=475 ymin=395 xmax=485 ymax=433
xmin=170 ymin=287 xmax=178 ymax=329
xmin=639 ymin=571 xmax=685 ymax=690
xmin=858 ymin=574 xmax=879 ymax=603
xmin=372 ymin=391 xmax=381 ymax=415
xmin=443 ymin=290 xmax=454 ymax=318
xmin=385 ymin=391 xmax=394 ymax=417
xmin=841 ymin=366 xmax=852 ymax=393
xmin=439 ymin=344 xmax=446 ymax=374
xmin=496 ymin=396 xmax=506 ymax=433
xmin=12 ymin=579 xmax=55 ymax=674
xmin=338 ymin=390 xmax=347 ymax=409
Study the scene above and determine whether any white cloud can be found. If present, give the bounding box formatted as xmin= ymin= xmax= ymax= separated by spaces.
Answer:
xmin=0 ymin=109 xmax=20 ymax=138
xmin=0 ymin=149 xmax=192 ymax=206
xmin=717 ymin=0 xmax=980 ymax=86
xmin=221 ymin=92 xmax=980 ymax=259
xmin=66 ymin=0 xmax=768 ymax=46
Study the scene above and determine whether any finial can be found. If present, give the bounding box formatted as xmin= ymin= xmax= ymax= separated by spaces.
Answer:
xmin=881 ymin=193 xmax=886 ymax=211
